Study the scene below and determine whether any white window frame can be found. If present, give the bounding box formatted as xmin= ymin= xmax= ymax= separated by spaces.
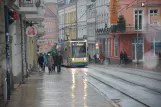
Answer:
xmin=148 ymin=8 xmax=160 ymax=26
xmin=114 ymin=38 xmax=118 ymax=57
xmin=133 ymin=8 xmax=144 ymax=31
xmin=151 ymin=36 xmax=161 ymax=56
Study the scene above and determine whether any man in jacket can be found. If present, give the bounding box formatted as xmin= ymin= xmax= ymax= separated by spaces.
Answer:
xmin=119 ymin=51 xmax=124 ymax=65
xmin=47 ymin=53 xmax=54 ymax=73
xmin=52 ymin=51 xmax=57 ymax=71
xmin=56 ymin=52 xmax=63 ymax=72
xmin=37 ymin=53 xmax=44 ymax=72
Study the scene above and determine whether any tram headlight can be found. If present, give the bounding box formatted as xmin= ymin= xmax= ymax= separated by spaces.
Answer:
xmin=72 ymin=58 xmax=75 ymax=61
xmin=84 ymin=58 xmax=87 ymax=61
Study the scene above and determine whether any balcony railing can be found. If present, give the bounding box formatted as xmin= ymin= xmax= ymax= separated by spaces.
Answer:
xmin=111 ymin=25 xmax=146 ymax=33
xmin=19 ymin=0 xmax=40 ymax=7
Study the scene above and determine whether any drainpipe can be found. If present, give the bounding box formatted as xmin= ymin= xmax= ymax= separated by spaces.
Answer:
xmin=20 ymin=15 xmax=25 ymax=83
xmin=4 ymin=3 xmax=11 ymax=100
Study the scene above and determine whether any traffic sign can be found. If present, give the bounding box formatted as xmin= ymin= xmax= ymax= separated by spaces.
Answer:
xmin=26 ymin=26 xmax=37 ymax=37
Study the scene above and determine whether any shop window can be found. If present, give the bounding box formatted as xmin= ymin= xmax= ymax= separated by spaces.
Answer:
xmin=114 ymin=38 xmax=118 ymax=57
xmin=151 ymin=36 xmax=161 ymax=56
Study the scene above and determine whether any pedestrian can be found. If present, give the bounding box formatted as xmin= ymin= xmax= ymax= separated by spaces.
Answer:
xmin=42 ymin=53 xmax=47 ymax=71
xmin=88 ymin=53 xmax=91 ymax=63
xmin=37 ymin=53 xmax=44 ymax=72
xmin=96 ymin=53 xmax=100 ymax=63
xmin=123 ymin=51 xmax=128 ymax=64
xmin=99 ymin=53 xmax=104 ymax=64
xmin=119 ymin=51 xmax=124 ymax=65
xmin=55 ymin=52 xmax=63 ymax=72
xmin=52 ymin=50 xmax=57 ymax=71
xmin=93 ymin=54 xmax=97 ymax=63
xmin=47 ymin=53 xmax=54 ymax=73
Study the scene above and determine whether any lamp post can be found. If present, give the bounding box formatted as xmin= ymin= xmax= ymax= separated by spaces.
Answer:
xmin=76 ymin=0 xmax=78 ymax=39
xmin=136 ymin=0 xmax=139 ymax=64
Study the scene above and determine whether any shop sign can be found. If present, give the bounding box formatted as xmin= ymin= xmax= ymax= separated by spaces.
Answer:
xmin=110 ymin=0 xmax=118 ymax=25
xmin=26 ymin=26 xmax=37 ymax=37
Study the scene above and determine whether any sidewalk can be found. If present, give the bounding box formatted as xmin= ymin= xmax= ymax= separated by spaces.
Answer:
xmin=89 ymin=60 xmax=161 ymax=72
xmin=6 ymin=67 xmax=113 ymax=107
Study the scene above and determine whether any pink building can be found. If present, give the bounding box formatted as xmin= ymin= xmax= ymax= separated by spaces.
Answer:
xmin=109 ymin=0 xmax=161 ymax=63
xmin=39 ymin=2 xmax=58 ymax=53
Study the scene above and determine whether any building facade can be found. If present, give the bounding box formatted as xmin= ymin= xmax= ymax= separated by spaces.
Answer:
xmin=0 ymin=0 xmax=6 ymax=99
xmin=95 ymin=0 xmax=110 ymax=57
xmin=0 ymin=0 xmax=45 ymax=103
xmin=38 ymin=2 xmax=58 ymax=53
xmin=109 ymin=0 xmax=161 ymax=63
xmin=86 ymin=0 xmax=96 ymax=57
xmin=77 ymin=0 xmax=87 ymax=39
xmin=58 ymin=0 xmax=76 ymax=41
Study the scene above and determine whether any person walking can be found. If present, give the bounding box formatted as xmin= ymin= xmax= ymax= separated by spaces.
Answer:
xmin=52 ymin=51 xmax=57 ymax=71
xmin=42 ymin=53 xmax=47 ymax=71
xmin=47 ymin=53 xmax=54 ymax=73
xmin=119 ymin=51 xmax=124 ymax=65
xmin=123 ymin=51 xmax=128 ymax=64
xmin=99 ymin=53 xmax=105 ymax=64
xmin=37 ymin=53 xmax=44 ymax=72
xmin=55 ymin=52 xmax=63 ymax=72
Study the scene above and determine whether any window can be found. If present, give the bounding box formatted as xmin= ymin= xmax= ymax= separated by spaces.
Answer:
xmin=114 ymin=38 xmax=118 ymax=57
xmin=151 ymin=36 xmax=161 ymax=56
xmin=135 ymin=10 xmax=143 ymax=30
xmin=149 ymin=9 xmax=159 ymax=25
xmin=72 ymin=42 xmax=86 ymax=58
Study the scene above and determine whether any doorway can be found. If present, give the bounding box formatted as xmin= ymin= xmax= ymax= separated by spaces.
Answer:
xmin=132 ymin=37 xmax=144 ymax=61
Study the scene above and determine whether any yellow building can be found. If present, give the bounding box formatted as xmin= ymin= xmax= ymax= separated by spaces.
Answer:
xmin=64 ymin=5 xmax=76 ymax=40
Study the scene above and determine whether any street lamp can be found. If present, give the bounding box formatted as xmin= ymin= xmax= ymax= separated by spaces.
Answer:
xmin=136 ymin=0 xmax=139 ymax=64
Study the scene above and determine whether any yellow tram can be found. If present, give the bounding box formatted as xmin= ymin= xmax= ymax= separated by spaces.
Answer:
xmin=55 ymin=40 xmax=88 ymax=67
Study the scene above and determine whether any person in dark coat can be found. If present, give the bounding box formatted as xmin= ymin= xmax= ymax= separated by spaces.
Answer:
xmin=119 ymin=51 xmax=124 ymax=65
xmin=123 ymin=51 xmax=128 ymax=64
xmin=55 ymin=52 xmax=63 ymax=72
xmin=47 ymin=53 xmax=54 ymax=73
xmin=52 ymin=51 xmax=57 ymax=71
xmin=37 ymin=53 xmax=44 ymax=72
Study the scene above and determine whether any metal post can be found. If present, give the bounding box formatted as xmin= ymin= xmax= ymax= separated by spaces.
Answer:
xmin=94 ymin=1 xmax=97 ymax=54
xmin=20 ymin=15 xmax=25 ymax=83
xmin=136 ymin=0 xmax=139 ymax=64
xmin=76 ymin=0 xmax=78 ymax=39
xmin=4 ymin=5 xmax=11 ymax=100
xmin=24 ymin=21 xmax=28 ymax=78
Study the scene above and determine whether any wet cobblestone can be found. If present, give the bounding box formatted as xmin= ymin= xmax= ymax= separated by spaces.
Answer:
xmin=6 ymin=68 xmax=113 ymax=107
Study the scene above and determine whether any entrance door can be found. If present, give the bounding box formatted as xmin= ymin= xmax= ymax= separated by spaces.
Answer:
xmin=132 ymin=38 xmax=144 ymax=61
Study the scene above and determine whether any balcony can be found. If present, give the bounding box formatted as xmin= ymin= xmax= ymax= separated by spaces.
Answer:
xmin=25 ymin=14 xmax=44 ymax=21
xmin=19 ymin=0 xmax=40 ymax=14
xmin=111 ymin=24 xmax=147 ymax=33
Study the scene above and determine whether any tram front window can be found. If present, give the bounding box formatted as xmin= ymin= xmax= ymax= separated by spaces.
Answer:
xmin=72 ymin=43 xmax=86 ymax=58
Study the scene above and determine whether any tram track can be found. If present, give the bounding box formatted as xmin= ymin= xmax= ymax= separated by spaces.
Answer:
xmin=88 ymin=65 xmax=161 ymax=82
xmin=68 ymin=68 xmax=149 ymax=107
xmin=71 ymin=68 xmax=161 ymax=107
xmin=90 ymin=68 xmax=161 ymax=95
xmin=87 ymin=73 xmax=150 ymax=107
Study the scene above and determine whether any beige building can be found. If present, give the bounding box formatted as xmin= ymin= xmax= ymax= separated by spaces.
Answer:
xmin=38 ymin=2 xmax=58 ymax=53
